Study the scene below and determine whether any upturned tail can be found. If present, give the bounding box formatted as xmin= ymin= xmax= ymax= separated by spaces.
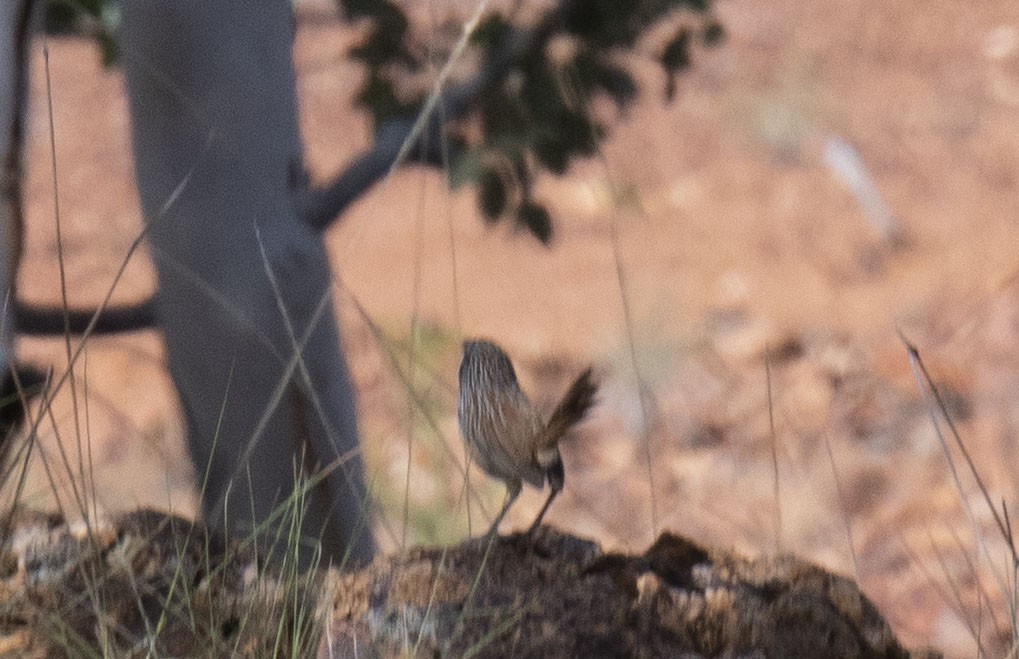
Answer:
xmin=538 ymin=368 xmax=597 ymax=450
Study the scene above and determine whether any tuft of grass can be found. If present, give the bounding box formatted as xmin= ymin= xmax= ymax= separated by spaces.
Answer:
xmin=901 ymin=333 xmax=1018 ymax=655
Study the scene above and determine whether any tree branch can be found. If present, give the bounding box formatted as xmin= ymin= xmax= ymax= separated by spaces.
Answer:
xmin=298 ymin=1 xmax=573 ymax=232
xmin=14 ymin=298 xmax=156 ymax=335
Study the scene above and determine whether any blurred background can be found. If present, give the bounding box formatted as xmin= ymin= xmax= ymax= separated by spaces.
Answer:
xmin=12 ymin=0 xmax=1019 ymax=654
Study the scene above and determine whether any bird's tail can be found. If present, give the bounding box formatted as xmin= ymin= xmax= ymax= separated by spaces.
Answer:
xmin=537 ymin=367 xmax=597 ymax=450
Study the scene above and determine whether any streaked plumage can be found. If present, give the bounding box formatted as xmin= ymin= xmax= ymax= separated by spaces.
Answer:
xmin=458 ymin=339 xmax=597 ymax=536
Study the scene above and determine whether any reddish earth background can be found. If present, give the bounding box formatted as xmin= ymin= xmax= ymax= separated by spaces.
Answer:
xmin=12 ymin=0 xmax=1019 ymax=655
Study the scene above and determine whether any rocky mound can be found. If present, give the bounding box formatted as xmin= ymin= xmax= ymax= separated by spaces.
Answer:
xmin=0 ymin=509 xmax=940 ymax=657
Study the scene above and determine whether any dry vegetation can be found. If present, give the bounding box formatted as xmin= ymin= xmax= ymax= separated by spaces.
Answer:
xmin=10 ymin=0 xmax=1019 ymax=656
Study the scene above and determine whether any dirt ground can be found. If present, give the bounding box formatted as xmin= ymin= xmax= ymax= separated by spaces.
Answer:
xmin=13 ymin=0 xmax=1019 ymax=655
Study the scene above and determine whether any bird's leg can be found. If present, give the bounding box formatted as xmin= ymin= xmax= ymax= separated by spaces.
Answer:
xmin=527 ymin=488 xmax=560 ymax=535
xmin=486 ymin=481 xmax=521 ymax=539
xmin=527 ymin=457 xmax=565 ymax=534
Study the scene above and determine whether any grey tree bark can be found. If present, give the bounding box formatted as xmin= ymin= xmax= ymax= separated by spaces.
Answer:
xmin=0 ymin=0 xmax=40 ymax=441
xmin=119 ymin=0 xmax=374 ymax=567
xmin=0 ymin=2 xmax=26 ymax=382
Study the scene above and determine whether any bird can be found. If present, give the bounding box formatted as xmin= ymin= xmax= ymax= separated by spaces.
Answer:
xmin=457 ymin=338 xmax=597 ymax=537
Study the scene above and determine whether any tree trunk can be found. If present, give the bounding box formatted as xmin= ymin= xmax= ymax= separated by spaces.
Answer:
xmin=0 ymin=0 xmax=38 ymax=440
xmin=119 ymin=0 xmax=373 ymax=567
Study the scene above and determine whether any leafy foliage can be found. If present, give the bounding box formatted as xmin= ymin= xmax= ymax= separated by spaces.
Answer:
xmin=478 ymin=165 xmax=508 ymax=221
xmin=44 ymin=0 xmax=119 ymax=66
xmin=48 ymin=0 xmax=724 ymax=244
xmin=341 ymin=0 xmax=724 ymax=244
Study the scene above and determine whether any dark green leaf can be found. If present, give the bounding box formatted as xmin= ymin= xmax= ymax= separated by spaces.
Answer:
xmin=661 ymin=27 xmax=693 ymax=101
xmin=595 ymin=67 xmax=635 ymax=106
xmin=340 ymin=0 xmax=383 ymax=21
xmin=703 ymin=20 xmax=725 ymax=46
xmin=44 ymin=2 xmax=79 ymax=33
xmin=478 ymin=167 xmax=507 ymax=221
xmin=517 ymin=202 xmax=553 ymax=244
xmin=521 ymin=63 xmax=565 ymax=121
xmin=564 ymin=0 xmax=633 ymax=48
xmin=471 ymin=13 xmax=509 ymax=47
xmin=98 ymin=32 xmax=118 ymax=67
xmin=558 ymin=110 xmax=598 ymax=156
xmin=448 ymin=149 xmax=485 ymax=189
xmin=349 ymin=6 xmax=411 ymax=67
xmin=571 ymin=51 xmax=637 ymax=108
xmin=661 ymin=27 xmax=692 ymax=74
xmin=596 ymin=64 xmax=637 ymax=107
xmin=356 ymin=75 xmax=406 ymax=123
xmin=480 ymin=95 xmax=529 ymax=149
xmin=534 ymin=140 xmax=570 ymax=175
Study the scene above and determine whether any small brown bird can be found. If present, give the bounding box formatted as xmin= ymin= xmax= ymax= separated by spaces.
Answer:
xmin=458 ymin=339 xmax=597 ymax=537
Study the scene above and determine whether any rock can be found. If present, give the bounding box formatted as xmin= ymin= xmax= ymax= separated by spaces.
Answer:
xmin=0 ymin=508 xmax=324 ymax=658
xmin=0 ymin=509 xmax=940 ymax=658
xmin=323 ymin=526 xmax=941 ymax=658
